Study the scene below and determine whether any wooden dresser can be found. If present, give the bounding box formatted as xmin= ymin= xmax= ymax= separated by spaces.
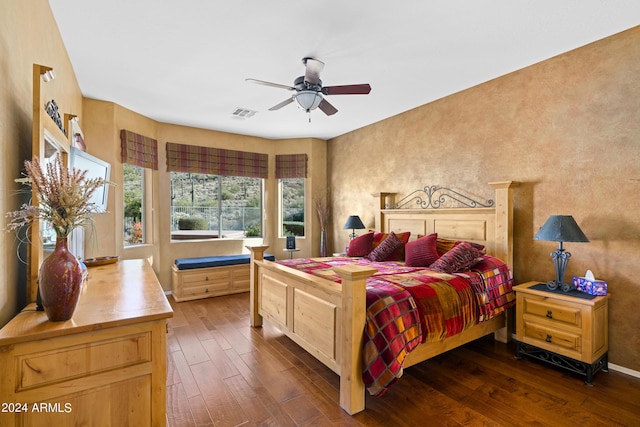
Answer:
xmin=0 ymin=259 xmax=173 ymax=426
xmin=514 ymin=281 xmax=608 ymax=384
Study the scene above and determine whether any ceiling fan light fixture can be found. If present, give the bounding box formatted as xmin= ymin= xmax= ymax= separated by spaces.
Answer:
xmin=294 ymin=90 xmax=323 ymax=112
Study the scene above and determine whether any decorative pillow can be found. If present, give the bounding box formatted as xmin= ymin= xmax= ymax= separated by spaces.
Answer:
xmin=435 ymin=238 xmax=458 ymax=256
xmin=372 ymin=231 xmax=411 ymax=261
xmin=429 ymin=241 xmax=484 ymax=273
xmin=346 ymin=232 xmax=374 ymax=257
xmin=405 ymin=233 xmax=439 ymax=267
xmin=436 ymin=238 xmax=485 ymax=256
xmin=367 ymin=232 xmax=404 ymax=262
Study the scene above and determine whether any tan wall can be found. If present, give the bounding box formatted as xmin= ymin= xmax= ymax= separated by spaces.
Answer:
xmin=0 ymin=0 xmax=83 ymax=325
xmin=328 ymin=27 xmax=640 ymax=371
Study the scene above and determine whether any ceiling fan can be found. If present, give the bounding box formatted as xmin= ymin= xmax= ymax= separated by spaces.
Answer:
xmin=246 ymin=57 xmax=371 ymax=118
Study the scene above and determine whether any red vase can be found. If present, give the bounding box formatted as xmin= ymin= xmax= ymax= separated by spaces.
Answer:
xmin=38 ymin=237 xmax=84 ymax=321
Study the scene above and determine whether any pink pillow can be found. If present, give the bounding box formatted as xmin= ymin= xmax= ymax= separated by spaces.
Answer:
xmin=405 ymin=233 xmax=439 ymax=267
xmin=347 ymin=232 xmax=374 ymax=257
xmin=367 ymin=232 xmax=404 ymax=262
xmin=429 ymin=241 xmax=484 ymax=273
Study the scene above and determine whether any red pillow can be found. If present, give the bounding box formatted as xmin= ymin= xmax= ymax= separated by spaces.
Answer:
xmin=367 ymin=231 xmax=404 ymax=262
xmin=372 ymin=231 xmax=410 ymax=261
xmin=346 ymin=232 xmax=374 ymax=257
xmin=405 ymin=233 xmax=439 ymax=267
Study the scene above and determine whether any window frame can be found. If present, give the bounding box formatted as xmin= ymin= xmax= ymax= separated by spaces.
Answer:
xmin=279 ymin=177 xmax=306 ymax=238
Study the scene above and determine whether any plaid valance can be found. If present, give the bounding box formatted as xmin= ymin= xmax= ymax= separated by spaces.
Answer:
xmin=275 ymin=153 xmax=308 ymax=179
xmin=120 ymin=129 xmax=158 ymax=170
xmin=166 ymin=142 xmax=268 ymax=178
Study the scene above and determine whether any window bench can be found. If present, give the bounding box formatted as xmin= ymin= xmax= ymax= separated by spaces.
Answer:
xmin=171 ymin=253 xmax=275 ymax=302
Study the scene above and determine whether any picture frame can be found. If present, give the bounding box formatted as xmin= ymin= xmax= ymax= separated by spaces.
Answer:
xmin=286 ymin=236 xmax=296 ymax=249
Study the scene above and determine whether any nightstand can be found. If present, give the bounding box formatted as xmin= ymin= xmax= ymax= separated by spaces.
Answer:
xmin=514 ymin=281 xmax=609 ymax=384
xmin=283 ymin=248 xmax=300 ymax=259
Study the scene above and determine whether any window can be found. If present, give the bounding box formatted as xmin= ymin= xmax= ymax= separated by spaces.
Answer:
xmin=123 ymin=164 xmax=144 ymax=245
xmin=120 ymin=129 xmax=158 ymax=246
xmin=170 ymin=172 xmax=262 ymax=238
xmin=280 ymin=178 xmax=305 ymax=237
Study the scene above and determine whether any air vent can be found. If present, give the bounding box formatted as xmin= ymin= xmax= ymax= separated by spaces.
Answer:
xmin=231 ymin=107 xmax=257 ymax=119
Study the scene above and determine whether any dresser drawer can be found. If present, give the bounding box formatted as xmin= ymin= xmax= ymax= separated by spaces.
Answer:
xmin=17 ymin=332 xmax=151 ymax=391
xmin=181 ymin=268 xmax=231 ymax=285
xmin=522 ymin=297 xmax=582 ymax=328
xmin=182 ymin=282 xmax=230 ymax=297
xmin=521 ymin=320 xmax=581 ymax=355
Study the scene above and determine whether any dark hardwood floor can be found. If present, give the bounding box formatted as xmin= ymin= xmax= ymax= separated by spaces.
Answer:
xmin=166 ymin=293 xmax=640 ymax=427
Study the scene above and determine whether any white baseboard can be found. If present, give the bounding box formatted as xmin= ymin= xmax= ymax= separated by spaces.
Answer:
xmin=608 ymin=363 xmax=640 ymax=379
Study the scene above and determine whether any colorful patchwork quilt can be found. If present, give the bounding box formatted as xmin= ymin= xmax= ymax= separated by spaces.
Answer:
xmin=276 ymin=255 xmax=514 ymax=397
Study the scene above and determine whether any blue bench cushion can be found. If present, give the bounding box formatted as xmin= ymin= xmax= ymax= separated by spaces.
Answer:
xmin=174 ymin=253 xmax=275 ymax=270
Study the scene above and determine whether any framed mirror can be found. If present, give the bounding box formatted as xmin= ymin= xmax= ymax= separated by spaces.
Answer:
xmin=27 ymin=64 xmax=71 ymax=302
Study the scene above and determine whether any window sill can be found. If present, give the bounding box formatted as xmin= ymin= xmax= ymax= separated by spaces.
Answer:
xmin=171 ymin=230 xmax=245 ymax=240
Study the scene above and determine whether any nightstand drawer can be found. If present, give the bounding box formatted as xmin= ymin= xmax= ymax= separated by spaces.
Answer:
xmin=521 ymin=320 xmax=581 ymax=354
xmin=522 ymin=297 xmax=582 ymax=327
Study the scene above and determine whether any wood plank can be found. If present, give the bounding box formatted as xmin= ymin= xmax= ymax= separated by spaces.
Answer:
xmin=166 ymin=292 xmax=640 ymax=427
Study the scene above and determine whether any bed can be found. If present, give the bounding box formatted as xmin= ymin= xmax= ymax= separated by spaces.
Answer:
xmin=247 ymin=181 xmax=518 ymax=414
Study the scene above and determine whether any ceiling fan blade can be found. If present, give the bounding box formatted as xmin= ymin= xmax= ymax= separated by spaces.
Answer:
xmin=318 ymin=99 xmax=338 ymax=116
xmin=246 ymin=78 xmax=295 ymax=91
xmin=269 ymin=97 xmax=295 ymax=111
xmin=324 ymin=84 xmax=371 ymax=95
xmin=303 ymin=58 xmax=324 ymax=84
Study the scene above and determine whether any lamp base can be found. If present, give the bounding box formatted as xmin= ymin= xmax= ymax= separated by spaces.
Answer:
xmin=546 ymin=280 xmax=575 ymax=293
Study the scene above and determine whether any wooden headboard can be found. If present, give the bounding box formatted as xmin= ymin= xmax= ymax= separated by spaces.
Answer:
xmin=377 ymin=181 xmax=518 ymax=269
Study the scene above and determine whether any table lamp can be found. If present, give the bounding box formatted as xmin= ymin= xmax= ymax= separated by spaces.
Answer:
xmin=343 ymin=215 xmax=365 ymax=240
xmin=534 ymin=215 xmax=589 ymax=292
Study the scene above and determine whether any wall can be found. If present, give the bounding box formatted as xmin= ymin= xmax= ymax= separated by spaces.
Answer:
xmin=0 ymin=0 xmax=83 ymax=325
xmin=328 ymin=27 xmax=640 ymax=371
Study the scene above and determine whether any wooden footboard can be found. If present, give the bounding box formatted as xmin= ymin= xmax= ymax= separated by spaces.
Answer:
xmin=248 ymin=245 xmax=375 ymax=414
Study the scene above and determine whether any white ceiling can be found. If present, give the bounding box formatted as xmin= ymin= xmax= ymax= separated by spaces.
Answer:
xmin=48 ymin=1 xmax=640 ymax=140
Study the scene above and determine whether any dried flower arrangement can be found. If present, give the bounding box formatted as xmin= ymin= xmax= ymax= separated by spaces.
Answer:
xmin=314 ymin=188 xmax=331 ymax=231
xmin=6 ymin=154 xmax=107 ymax=238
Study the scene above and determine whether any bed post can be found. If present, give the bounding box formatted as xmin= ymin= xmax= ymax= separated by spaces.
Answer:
xmin=488 ymin=181 xmax=518 ymax=343
xmin=333 ymin=265 xmax=377 ymax=415
xmin=247 ymin=245 xmax=269 ymax=327
xmin=488 ymin=181 xmax=518 ymax=271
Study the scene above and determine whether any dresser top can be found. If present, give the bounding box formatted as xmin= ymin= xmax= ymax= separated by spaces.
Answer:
xmin=514 ymin=281 xmax=608 ymax=306
xmin=0 ymin=259 xmax=173 ymax=346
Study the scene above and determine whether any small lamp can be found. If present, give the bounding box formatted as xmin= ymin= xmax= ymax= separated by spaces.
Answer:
xmin=534 ymin=215 xmax=589 ymax=292
xmin=343 ymin=215 xmax=365 ymax=240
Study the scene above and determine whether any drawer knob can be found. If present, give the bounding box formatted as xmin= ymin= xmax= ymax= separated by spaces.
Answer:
xmin=546 ymin=310 xmax=553 ymax=319
xmin=205 ymin=276 xmax=209 ymax=281
xmin=545 ymin=334 xmax=552 ymax=343
xmin=205 ymin=288 xmax=209 ymax=293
